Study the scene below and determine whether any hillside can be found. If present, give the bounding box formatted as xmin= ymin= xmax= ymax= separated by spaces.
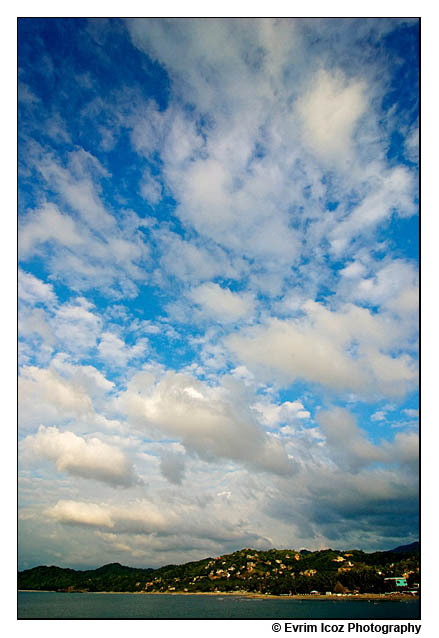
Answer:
xmin=18 ymin=545 xmax=419 ymax=595
xmin=387 ymin=542 xmax=419 ymax=554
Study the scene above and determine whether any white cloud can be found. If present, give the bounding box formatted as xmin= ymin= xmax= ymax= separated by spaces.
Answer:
xmin=117 ymin=367 xmax=294 ymax=476
xmin=139 ymin=170 xmax=162 ymax=204
xmin=42 ymin=495 xmax=272 ymax=561
xmin=36 ymin=147 xmax=114 ymax=231
xmin=383 ymin=430 xmax=418 ymax=467
xmin=18 ymin=359 xmax=115 ymax=430
xmin=19 ymin=365 xmax=94 ymax=428
xmin=296 ymin=68 xmax=367 ymax=162
xmin=97 ymin=331 xmax=148 ymax=367
xmin=21 ymin=426 xmax=140 ymax=487
xmin=337 ymin=257 xmax=419 ymax=324
xmin=339 ymin=260 xmax=367 ymax=280
xmin=50 ymin=356 xmax=115 ymax=396
xmin=18 ymin=269 xmax=57 ymax=306
xmin=404 ymin=126 xmax=419 ymax=163
xmin=156 ymin=228 xmax=241 ymax=285
xmin=20 ymin=144 xmax=151 ymax=297
xmin=226 ymin=300 xmax=417 ymax=397
xmin=316 ymin=407 xmax=385 ymax=471
xmin=19 ymin=202 xmax=83 ymax=259
xmin=47 ymin=500 xmax=115 ymax=528
xmin=315 ymin=407 xmax=419 ymax=474
xmin=18 ymin=272 xmax=58 ymax=355
xmin=253 ymin=400 xmax=310 ymax=428
xmin=54 ymin=297 xmax=102 ymax=354
xmin=123 ymin=17 xmax=418 ymax=306
xmin=189 ymin=282 xmax=255 ymax=323
xmin=329 ymin=167 xmax=416 ymax=255
xmin=126 ymin=19 xmax=307 ymax=273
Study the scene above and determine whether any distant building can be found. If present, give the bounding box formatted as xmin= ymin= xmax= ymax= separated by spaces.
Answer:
xmin=384 ymin=577 xmax=408 ymax=587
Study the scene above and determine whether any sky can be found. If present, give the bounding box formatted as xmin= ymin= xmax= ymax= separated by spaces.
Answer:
xmin=17 ymin=17 xmax=419 ymax=570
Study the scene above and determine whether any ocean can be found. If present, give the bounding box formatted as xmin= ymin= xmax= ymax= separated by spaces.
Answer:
xmin=17 ymin=591 xmax=420 ymax=620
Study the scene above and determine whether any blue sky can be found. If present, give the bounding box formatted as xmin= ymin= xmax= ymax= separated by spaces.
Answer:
xmin=18 ymin=18 xmax=419 ymax=570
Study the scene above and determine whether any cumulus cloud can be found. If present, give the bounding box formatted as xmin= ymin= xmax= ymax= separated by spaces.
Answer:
xmin=19 ymin=491 xmax=273 ymax=569
xmin=264 ymin=461 xmax=418 ymax=547
xmin=18 ymin=269 xmax=57 ymax=306
xmin=296 ymin=68 xmax=367 ymax=162
xmin=226 ymin=300 xmax=417 ymax=397
xmin=19 ymin=202 xmax=83 ymax=259
xmin=329 ymin=167 xmax=416 ymax=255
xmin=97 ymin=331 xmax=148 ymax=367
xmin=159 ymin=450 xmax=186 ymax=485
xmin=383 ymin=430 xmax=418 ymax=469
xmin=35 ymin=147 xmax=114 ymax=231
xmin=258 ymin=404 xmax=418 ymax=547
xmin=18 ymin=359 xmax=115 ymax=430
xmin=117 ymin=367 xmax=295 ymax=476
xmin=403 ymin=408 xmax=419 ymax=418
xmin=189 ymin=282 xmax=255 ymax=323
xmin=126 ymin=19 xmax=307 ymax=273
xmin=19 ymin=366 xmax=94 ymax=428
xmin=253 ymin=400 xmax=311 ymax=428
xmin=338 ymin=257 xmax=419 ymax=316
xmin=21 ymin=426 xmax=140 ymax=487
xmin=44 ymin=496 xmax=271 ymax=554
xmin=313 ymin=407 xmax=418 ymax=474
xmin=155 ymin=228 xmax=241 ymax=285
xmin=54 ymin=297 xmax=102 ymax=354
xmin=139 ymin=170 xmax=162 ymax=204
xmin=47 ymin=500 xmax=115 ymax=528
xmin=120 ymin=19 xmax=418 ymax=319
xmin=316 ymin=407 xmax=385 ymax=471
xmin=19 ymin=147 xmax=150 ymax=298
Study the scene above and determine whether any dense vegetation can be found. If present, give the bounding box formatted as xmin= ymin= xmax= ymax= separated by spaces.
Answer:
xmin=18 ymin=543 xmax=419 ymax=595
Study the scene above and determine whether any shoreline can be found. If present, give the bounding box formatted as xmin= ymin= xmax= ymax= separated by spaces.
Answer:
xmin=18 ymin=590 xmax=418 ymax=601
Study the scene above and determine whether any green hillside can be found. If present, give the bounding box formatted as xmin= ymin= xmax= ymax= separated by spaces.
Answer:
xmin=18 ymin=545 xmax=419 ymax=595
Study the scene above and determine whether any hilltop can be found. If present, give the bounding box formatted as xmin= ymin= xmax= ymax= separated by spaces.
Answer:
xmin=18 ymin=544 xmax=419 ymax=595
xmin=389 ymin=542 xmax=419 ymax=554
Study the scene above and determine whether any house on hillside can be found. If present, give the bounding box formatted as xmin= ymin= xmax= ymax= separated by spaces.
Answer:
xmin=303 ymin=569 xmax=317 ymax=577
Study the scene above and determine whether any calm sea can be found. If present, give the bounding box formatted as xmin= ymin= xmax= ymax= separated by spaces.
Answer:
xmin=17 ymin=591 xmax=420 ymax=620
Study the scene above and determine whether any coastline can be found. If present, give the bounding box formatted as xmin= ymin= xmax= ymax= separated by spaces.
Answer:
xmin=18 ymin=590 xmax=418 ymax=601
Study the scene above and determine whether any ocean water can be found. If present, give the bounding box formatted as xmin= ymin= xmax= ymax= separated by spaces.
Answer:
xmin=18 ymin=591 xmax=420 ymax=620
